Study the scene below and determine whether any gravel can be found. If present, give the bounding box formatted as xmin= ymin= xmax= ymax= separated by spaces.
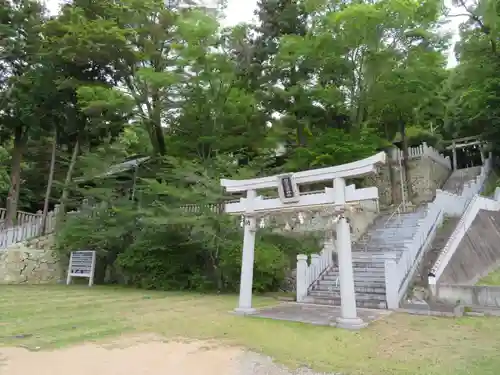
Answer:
xmin=235 ymin=351 xmax=341 ymax=375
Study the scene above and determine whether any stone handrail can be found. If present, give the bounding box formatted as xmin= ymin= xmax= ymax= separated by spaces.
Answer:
xmin=0 ymin=208 xmax=44 ymax=229
xmin=428 ymin=195 xmax=500 ymax=286
xmin=426 ymin=155 xmax=493 ymax=286
xmin=391 ymin=142 xmax=452 ymax=170
xmin=0 ymin=206 xmax=62 ymax=249
xmin=384 ymin=200 xmax=444 ymax=308
xmin=422 ymin=143 xmax=452 ymax=170
xmin=384 ymin=155 xmax=492 ymax=308
xmin=461 ymin=157 xmax=492 ymax=198
xmin=296 ymin=239 xmax=335 ymax=302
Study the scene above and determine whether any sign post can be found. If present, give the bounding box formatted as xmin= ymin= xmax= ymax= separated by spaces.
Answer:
xmin=66 ymin=250 xmax=96 ymax=287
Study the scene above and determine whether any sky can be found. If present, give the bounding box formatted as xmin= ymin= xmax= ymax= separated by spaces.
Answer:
xmin=45 ymin=0 xmax=466 ymax=66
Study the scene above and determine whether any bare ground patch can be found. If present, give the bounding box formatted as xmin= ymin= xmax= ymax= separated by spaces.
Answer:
xmin=0 ymin=335 xmax=244 ymax=375
xmin=0 ymin=334 xmax=335 ymax=375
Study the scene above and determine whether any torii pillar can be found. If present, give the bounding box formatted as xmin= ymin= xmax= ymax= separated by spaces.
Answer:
xmin=234 ymin=189 xmax=257 ymax=314
xmin=334 ymin=177 xmax=367 ymax=329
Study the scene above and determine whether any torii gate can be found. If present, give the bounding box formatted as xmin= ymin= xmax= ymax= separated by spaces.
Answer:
xmin=443 ymin=136 xmax=485 ymax=170
xmin=221 ymin=152 xmax=386 ymax=330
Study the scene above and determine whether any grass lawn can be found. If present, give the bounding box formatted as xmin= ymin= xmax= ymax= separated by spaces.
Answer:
xmin=1 ymin=285 xmax=500 ymax=375
xmin=477 ymin=267 xmax=500 ymax=285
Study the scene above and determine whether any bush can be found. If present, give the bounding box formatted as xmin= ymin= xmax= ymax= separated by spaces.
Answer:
xmin=394 ymin=126 xmax=442 ymax=148
xmin=55 ymin=203 xmax=319 ymax=293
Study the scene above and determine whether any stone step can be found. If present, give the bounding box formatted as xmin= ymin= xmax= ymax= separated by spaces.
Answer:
xmin=354 ymin=245 xmax=409 ymax=252
xmin=354 ymin=244 xmax=406 ymax=251
xmin=372 ymin=226 xmax=420 ymax=233
xmin=322 ymin=276 xmax=385 ymax=285
xmin=364 ymin=229 xmax=417 ymax=235
xmin=304 ymin=295 xmax=388 ymax=309
xmin=320 ymin=276 xmax=386 ymax=285
xmin=357 ymin=236 xmax=414 ymax=243
xmin=309 ymin=290 xmax=386 ymax=300
xmin=314 ymin=284 xmax=386 ymax=294
xmin=369 ymin=230 xmax=417 ymax=235
xmin=369 ymin=227 xmax=418 ymax=233
xmin=329 ymin=263 xmax=385 ymax=271
xmin=352 ymin=252 xmax=401 ymax=260
xmin=353 ymin=244 xmax=407 ymax=252
xmin=364 ymin=230 xmax=417 ymax=236
xmin=356 ymin=242 xmax=412 ymax=248
xmin=352 ymin=252 xmax=403 ymax=260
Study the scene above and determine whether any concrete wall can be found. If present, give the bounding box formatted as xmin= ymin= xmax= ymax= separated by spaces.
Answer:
xmin=435 ymin=284 xmax=500 ymax=308
xmin=0 ymin=235 xmax=61 ymax=284
xmin=437 ymin=209 xmax=500 ymax=285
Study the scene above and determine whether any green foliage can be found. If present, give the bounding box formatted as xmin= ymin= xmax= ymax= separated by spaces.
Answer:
xmin=394 ymin=126 xmax=441 ymax=148
xmin=55 ymin=200 xmax=318 ymax=292
xmin=55 ymin=156 xmax=321 ymax=292
xmin=286 ymin=128 xmax=389 ymax=171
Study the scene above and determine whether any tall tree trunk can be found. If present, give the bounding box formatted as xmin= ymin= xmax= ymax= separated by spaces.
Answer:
xmin=5 ymin=127 xmax=27 ymax=227
xmin=41 ymin=131 xmax=57 ymax=235
xmin=384 ymin=125 xmax=397 ymax=205
xmin=400 ymin=121 xmax=413 ymax=202
xmin=58 ymin=139 xmax=80 ymax=223
xmin=387 ymin=152 xmax=397 ymax=206
xmin=152 ymin=91 xmax=166 ymax=155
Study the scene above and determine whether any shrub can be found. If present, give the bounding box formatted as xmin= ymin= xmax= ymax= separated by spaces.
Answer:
xmin=55 ymin=203 xmax=319 ymax=293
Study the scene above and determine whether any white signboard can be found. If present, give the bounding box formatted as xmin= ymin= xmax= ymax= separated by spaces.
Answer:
xmin=277 ymin=174 xmax=300 ymax=204
xmin=66 ymin=250 xmax=96 ymax=287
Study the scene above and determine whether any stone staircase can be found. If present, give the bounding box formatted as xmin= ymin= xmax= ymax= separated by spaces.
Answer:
xmin=412 ymin=217 xmax=460 ymax=288
xmin=442 ymin=166 xmax=482 ymax=194
xmin=304 ymin=208 xmax=427 ymax=309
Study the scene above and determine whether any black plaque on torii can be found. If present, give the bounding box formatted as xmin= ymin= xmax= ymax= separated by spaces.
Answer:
xmin=277 ymin=174 xmax=300 ymax=203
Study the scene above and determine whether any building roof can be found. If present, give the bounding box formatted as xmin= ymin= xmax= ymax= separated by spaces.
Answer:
xmin=75 ymin=156 xmax=151 ymax=183
xmin=102 ymin=156 xmax=151 ymax=177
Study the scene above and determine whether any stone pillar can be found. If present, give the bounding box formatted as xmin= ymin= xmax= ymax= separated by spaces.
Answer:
xmin=235 ymin=190 xmax=257 ymax=314
xmin=311 ymin=253 xmax=321 ymax=274
xmin=452 ymin=141 xmax=457 ymax=170
xmin=333 ymin=177 xmax=367 ymax=329
xmin=336 ymin=215 xmax=367 ymax=329
xmin=296 ymin=254 xmax=308 ymax=302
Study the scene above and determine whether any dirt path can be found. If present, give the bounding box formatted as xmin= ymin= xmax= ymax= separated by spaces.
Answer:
xmin=0 ymin=335 xmax=334 ymax=375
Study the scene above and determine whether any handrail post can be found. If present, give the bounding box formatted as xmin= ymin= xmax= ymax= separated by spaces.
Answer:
xmin=296 ymin=254 xmax=308 ymax=302
xmin=385 ymin=259 xmax=399 ymax=309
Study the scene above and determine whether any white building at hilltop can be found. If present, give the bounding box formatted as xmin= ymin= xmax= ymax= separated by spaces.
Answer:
xmin=166 ymin=0 xmax=220 ymax=15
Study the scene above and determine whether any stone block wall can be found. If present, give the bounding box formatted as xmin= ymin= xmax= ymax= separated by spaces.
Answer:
xmin=0 ymin=235 xmax=61 ymax=284
xmin=409 ymin=157 xmax=450 ymax=204
xmin=435 ymin=284 xmax=500 ymax=308
xmin=348 ymin=208 xmax=378 ymax=243
xmin=363 ymin=153 xmax=450 ymax=210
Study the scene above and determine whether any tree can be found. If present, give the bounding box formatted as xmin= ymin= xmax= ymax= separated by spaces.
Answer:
xmin=445 ymin=0 xmax=500 ymax=152
xmin=0 ymin=0 xmax=48 ymax=225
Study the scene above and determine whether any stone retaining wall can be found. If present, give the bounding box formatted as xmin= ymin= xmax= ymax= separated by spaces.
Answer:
xmin=0 ymin=235 xmax=61 ymax=284
xmin=435 ymin=284 xmax=500 ymax=308
xmin=364 ymin=153 xmax=450 ymax=209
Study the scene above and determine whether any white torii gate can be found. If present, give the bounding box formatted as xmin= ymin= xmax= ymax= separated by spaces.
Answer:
xmin=221 ymin=152 xmax=386 ymax=330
